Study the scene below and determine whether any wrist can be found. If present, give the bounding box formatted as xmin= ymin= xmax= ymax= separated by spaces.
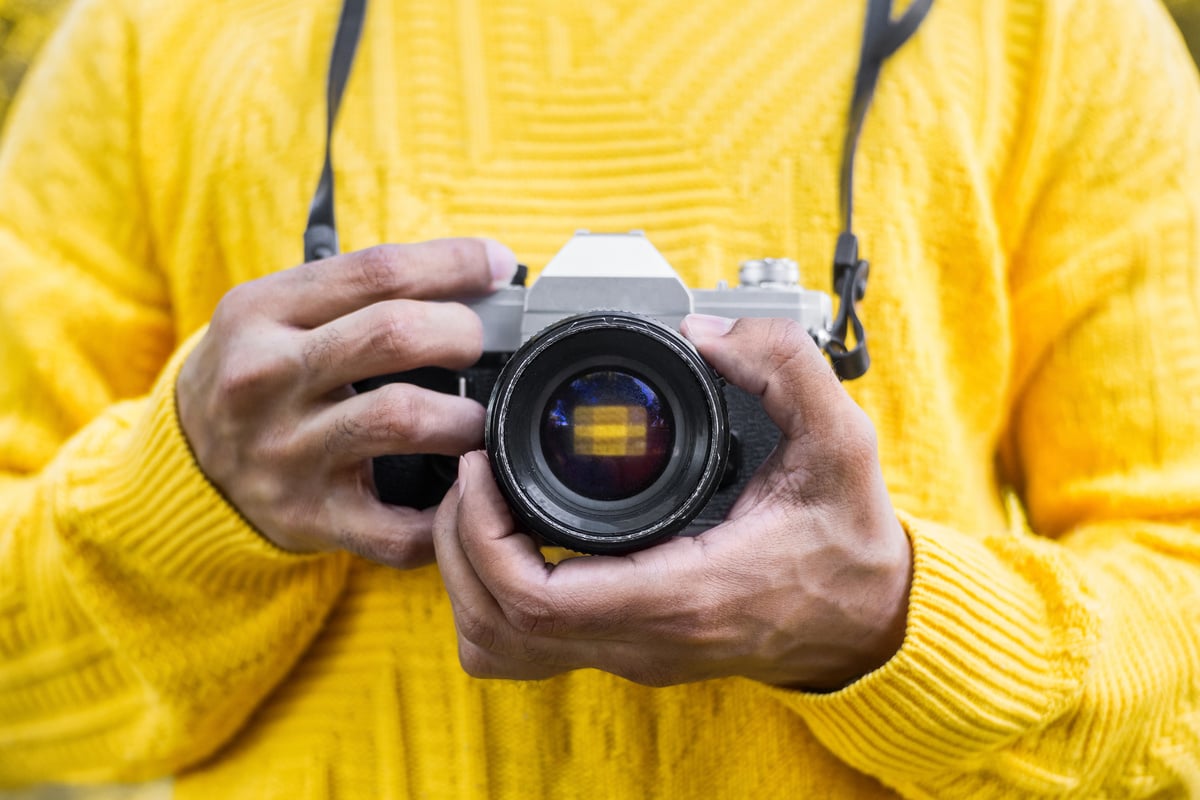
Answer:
xmin=841 ymin=514 xmax=913 ymax=683
xmin=782 ymin=513 xmax=913 ymax=692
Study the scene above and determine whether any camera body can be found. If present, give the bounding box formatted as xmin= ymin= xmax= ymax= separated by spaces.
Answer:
xmin=363 ymin=231 xmax=833 ymax=553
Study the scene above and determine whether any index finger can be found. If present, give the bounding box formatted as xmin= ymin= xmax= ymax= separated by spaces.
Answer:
xmin=270 ymin=238 xmax=517 ymax=328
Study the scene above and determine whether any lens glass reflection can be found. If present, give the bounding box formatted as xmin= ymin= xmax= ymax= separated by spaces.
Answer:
xmin=540 ymin=369 xmax=674 ymax=501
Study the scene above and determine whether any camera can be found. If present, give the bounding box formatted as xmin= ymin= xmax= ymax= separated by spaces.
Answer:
xmin=358 ymin=231 xmax=834 ymax=554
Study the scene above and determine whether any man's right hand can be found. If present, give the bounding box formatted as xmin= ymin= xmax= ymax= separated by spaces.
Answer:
xmin=176 ymin=238 xmax=517 ymax=567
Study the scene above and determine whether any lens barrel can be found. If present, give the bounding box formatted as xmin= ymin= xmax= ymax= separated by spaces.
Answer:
xmin=485 ymin=312 xmax=729 ymax=554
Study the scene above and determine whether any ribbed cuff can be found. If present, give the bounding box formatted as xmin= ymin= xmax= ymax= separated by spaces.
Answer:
xmin=41 ymin=329 xmax=351 ymax=772
xmin=759 ymin=512 xmax=1096 ymax=784
xmin=57 ymin=327 xmax=345 ymax=584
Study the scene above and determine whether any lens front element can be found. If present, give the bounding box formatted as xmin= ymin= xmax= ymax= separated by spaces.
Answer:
xmin=486 ymin=312 xmax=729 ymax=555
xmin=540 ymin=370 xmax=674 ymax=501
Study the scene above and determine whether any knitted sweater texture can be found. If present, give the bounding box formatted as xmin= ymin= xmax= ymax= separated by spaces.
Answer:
xmin=2 ymin=0 xmax=1200 ymax=797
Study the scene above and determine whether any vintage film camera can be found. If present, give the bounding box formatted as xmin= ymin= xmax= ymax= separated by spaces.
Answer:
xmin=313 ymin=0 xmax=929 ymax=555
xmin=361 ymin=231 xmax=836 ymax=554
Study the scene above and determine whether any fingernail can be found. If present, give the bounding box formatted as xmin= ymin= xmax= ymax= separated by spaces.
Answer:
xmin=485 ymin=239 xmax=518 ymax=290
xmin=457 ymin=455 xmax=469 ymax=500
xmin=682 ymin=314 xmax=736 ymax=341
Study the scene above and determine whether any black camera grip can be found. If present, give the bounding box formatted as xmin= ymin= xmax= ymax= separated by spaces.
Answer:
xmin=355 ymin=361 xmax=507 ymax=509
xmin=689 ymin=385 xmax=780 ymax=530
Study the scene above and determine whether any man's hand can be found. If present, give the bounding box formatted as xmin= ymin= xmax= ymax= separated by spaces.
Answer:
xmin=432 ymin=315 xmax=911 ymax=690
xmin=177 ymin=238 xmax=516 ymax=567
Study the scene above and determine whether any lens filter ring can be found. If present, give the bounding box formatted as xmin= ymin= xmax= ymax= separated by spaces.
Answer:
xmin=486 ymin=312 xmax=729 ymax=554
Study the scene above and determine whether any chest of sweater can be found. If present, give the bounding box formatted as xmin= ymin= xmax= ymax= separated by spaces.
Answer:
xmin=139 ymin=0 xmax=1016 ymax=533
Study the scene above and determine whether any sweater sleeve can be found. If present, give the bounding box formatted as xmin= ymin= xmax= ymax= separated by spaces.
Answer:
xmin=0 ymin=0 xmax=349 ymax=785
xmin=761 ymin=0 xmax=1200 ymax=796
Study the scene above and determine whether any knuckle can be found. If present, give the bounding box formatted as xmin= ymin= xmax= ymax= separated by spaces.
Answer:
xmin=373 ymin=383 xmax=426 ymax=439
xmin=456 ymin=604 xmax=501 ymax=652
xmin=207 ymin=287 xmax=299 ymax=401
xmin=368 ymin=307 xmax=418 ymax=364
xmin=762 ymin=318 xmax=811 ymax=370
xmin=211 ymin=282 xmax=258 ymax=328
xmin=739 ymin=317 xmax=815 ymax=402
xmin=458 ymin=639 xmax=508 ymax=679
xmin=216 ymin=357 xmax=284 ymax=402
xmin=351 ymin=245 xmax=408 ymax=297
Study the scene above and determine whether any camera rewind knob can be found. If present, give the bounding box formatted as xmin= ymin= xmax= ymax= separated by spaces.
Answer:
xmin=738 ymin=258 xmax=800 ymax=287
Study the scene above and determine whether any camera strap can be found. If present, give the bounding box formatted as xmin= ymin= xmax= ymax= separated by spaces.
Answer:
xmin=828 ymin=0 xmax=934 ymax=380
xmin=304 ymin=0 xmax=367 ymax=263
xmin=302 ymin=0 xmax=935 ymax=382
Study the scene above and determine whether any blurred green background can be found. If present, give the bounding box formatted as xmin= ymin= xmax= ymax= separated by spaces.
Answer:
xmin=2 ymin=0 xmax=1200 ymax=124
xmin=1169 ymin=0 xmax=1200 ymax=59
xmin=0 ymin=0 xmax=63 ymax=121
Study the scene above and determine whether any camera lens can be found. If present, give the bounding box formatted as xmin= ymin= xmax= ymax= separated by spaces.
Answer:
xmin=539 ymin=369 xmax=675 ymax=501
xmin=486 ymin=312 xmax=729 ymax=555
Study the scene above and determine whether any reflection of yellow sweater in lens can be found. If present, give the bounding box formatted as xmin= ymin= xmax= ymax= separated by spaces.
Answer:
xmin=3 ymin=0 xmax=1200 ymax=797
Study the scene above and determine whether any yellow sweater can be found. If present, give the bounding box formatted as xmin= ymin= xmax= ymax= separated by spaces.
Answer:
xmin=3 ymin=0 xmax=1200 ymax=796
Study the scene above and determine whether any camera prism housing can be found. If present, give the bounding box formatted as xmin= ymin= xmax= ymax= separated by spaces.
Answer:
xmin=362 ymin=231 xmax=833 ymax=554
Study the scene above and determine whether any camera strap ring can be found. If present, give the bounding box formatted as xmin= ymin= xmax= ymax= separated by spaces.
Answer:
xmin=827 ymin=0 xmax=934 ymax=381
